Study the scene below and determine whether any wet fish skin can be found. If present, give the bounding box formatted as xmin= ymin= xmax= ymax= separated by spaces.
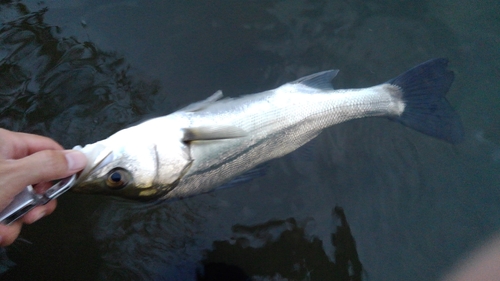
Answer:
xmin=72 ymin=58 xmax=463 ymax=200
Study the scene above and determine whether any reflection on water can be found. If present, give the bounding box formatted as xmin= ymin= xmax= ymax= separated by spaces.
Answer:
xmin=0 ymin=3 xmax=160 ymax=147
xmin=92 ymin=197 xmax=362 ymax=280
xmin=0 ymin=1 xmax=499 ymax=281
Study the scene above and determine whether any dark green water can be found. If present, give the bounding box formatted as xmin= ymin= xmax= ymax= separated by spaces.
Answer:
xmin=0 ymin=1 xmax=499 ymax=280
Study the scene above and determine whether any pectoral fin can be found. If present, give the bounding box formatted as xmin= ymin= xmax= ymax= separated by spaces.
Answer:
xmin=182 ymin=126 xmax=247 ymax=141
xmin=215 ymin=163 xmax=269 ymax=190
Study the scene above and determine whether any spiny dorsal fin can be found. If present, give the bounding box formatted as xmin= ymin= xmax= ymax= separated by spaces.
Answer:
xmin=179 ymin=90 xmax=224 ymax=112
xmin=291 ymin=69 xmax=339 ymax=90
xmin=182 ymin=126 xmax=247 ymax=142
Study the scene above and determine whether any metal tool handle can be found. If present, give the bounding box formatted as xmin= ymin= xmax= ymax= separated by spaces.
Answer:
xmin=41 ymin=174 xmax=76 ymax=203
xmin=0 ymin=174 xmax=76 ymax=225
xmin=0 ymin=186 xmax=39 ymax=225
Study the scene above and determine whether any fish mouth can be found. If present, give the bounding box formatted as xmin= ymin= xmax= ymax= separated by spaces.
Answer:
xmin=72 ymin=143 xmax=114 ymax=188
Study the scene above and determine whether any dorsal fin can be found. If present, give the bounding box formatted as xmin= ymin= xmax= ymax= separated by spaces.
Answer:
xmin=291 ymin=70 xmax=339 ymax=90
xmin=179 ymin=90 xmax=223 ymax=112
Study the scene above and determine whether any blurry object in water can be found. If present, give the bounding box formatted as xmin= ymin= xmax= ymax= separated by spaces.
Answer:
xmin=440 ymin=233 xmax=500 ymax=281
xmin=200 ymin=206 xmax=363 ymax=281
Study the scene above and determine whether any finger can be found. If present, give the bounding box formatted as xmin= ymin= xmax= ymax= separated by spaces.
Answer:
xmin=0 ymin=220 xmax=22 ymax=247
xmin=21 ymin=200 xmax=57 ymax=224
xmin=0 ymin=129 xmax=63 ymax=159
xmin=0 ymin=150 xmax=87 ymax=204
xmin=32 ymin=181 xmax=54 ymax=193
xmin=8 ymin=150 xmax=87 ymax=187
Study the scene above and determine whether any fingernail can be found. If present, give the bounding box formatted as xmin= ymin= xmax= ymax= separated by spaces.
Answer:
xmin=32 ymin=211 xmax=45 ymax=223
xmin=64 ymin=150 xmax=87 ymax=171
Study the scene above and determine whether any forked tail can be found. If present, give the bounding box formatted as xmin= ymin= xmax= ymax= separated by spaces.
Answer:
xmin=387 ymin=58 xmax=464 ymax=143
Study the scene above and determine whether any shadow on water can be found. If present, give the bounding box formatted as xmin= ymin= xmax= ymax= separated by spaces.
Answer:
xmin=198 ymin=207 xmax=363 ymax=281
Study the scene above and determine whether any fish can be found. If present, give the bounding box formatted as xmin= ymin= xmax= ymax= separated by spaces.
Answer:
xmin=71 ymin=58 xmax=464 ymax=200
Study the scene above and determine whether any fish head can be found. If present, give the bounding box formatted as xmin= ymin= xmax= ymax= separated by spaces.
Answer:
xmin=71 ymin=124 xmax=192 ymax=200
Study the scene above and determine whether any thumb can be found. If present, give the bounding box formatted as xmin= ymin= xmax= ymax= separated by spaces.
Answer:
xmin=0 ymin=150 xmax=87 ymax=200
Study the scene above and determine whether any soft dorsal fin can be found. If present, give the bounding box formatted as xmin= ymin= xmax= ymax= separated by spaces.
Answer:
xmin=291 ymin=69 xmax=339 ymax=90
xmin=179 ymin=90 xmax=224 ymax=112
xmin=182 ymin=126 xmax=247 ymax=142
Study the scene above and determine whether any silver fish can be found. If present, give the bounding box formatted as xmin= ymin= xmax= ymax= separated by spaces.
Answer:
xmin=72 ymin=58 xmax=463 ymax=200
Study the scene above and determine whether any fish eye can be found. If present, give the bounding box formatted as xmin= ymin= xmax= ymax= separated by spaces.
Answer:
xmin=106 ymin=168 xmax=129 ymax=189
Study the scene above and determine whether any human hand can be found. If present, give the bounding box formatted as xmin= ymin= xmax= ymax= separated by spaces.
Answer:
xmin=0 ymin=129 xmax=87 ymax=246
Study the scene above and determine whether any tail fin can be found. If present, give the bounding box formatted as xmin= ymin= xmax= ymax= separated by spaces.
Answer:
xmin=387 ymin=58 xmax=464 ymax=144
